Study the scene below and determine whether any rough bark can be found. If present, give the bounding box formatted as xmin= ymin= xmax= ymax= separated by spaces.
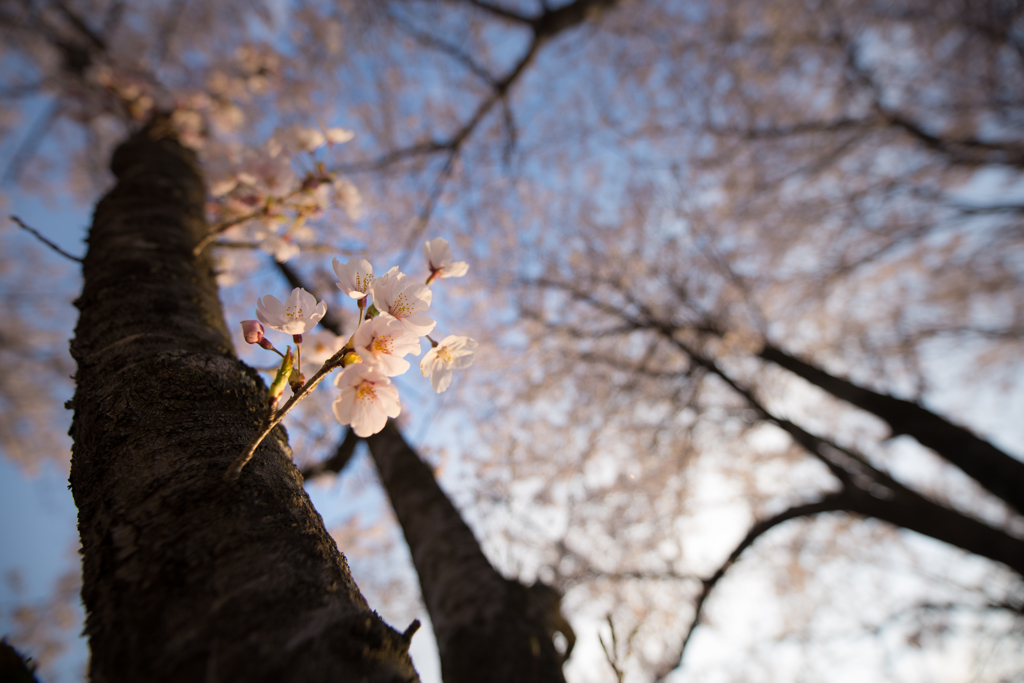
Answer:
xmin=0 ymin=639 xmax=42 ymax=683
xmin=68 ymin=118 xmax=419 ymax=683
xmin=759 ymin=343 xmax=1024 ymax=515
xmin=365 ymin=421 xmax=570 ymax=683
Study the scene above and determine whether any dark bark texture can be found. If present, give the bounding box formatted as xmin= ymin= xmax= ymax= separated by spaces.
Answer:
xmin=68 ymin=118 xmax=419 ymax=683
xmin=760 ymin=343 xmax=1024 ymax=515
xmin=366 ymin=421 xmax=570 ymax=683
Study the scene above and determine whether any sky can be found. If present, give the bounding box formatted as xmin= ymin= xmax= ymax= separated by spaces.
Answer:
xmin=2 ymin=2 xmax=1024 ymax=682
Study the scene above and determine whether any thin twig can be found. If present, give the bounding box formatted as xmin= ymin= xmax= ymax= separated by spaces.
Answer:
xmin=212 ymin=240 xmax=356 ymax=254
xmin=2 ymin=100 xmax=60 ymax=187
xmin=9 ymin=216 xmax=83 ymax=263
xmin=192 ymin=207 xmax=269 ymax=256
xmin=652 ymin=495 xmax=848 ymax=682
xmin=598 ymin=614 xmax=624 ymax=683
xmin=223 ymin=346 xmax=350 ymax=482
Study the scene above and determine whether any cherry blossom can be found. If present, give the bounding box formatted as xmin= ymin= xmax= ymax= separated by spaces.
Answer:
xmin=332 ymin=257 xmax=373 ymax=299
xmin=371 ymin=266 xmax=435 ymax=336
xmin=255 ymin=288 xmax=327 ymax=335
xmin=236 ymin=146 xmax=297 ymax=199
xmin=252 ymin=227 xmax=300 ymax=263
xmin=424 ymin=237 xmax=469 ymax=283
xmin=331 ymin=177 xmax=363 ymax=220
xmin=274 ymin=124 xmax=326 ymax=153
xmin=420 ymin=336 xmax=478 ymax=393
xmin=324 ymin=126 xmax=355 ymax=145
xmin=332 ymin=364 xmax=401 ymax=437
xmin=352 ymin=314 xmax=421 ymax=376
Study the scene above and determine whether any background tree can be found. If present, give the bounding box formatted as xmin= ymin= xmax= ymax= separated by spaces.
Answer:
xmin=1 ymin=0 xmax=1023 ymax=681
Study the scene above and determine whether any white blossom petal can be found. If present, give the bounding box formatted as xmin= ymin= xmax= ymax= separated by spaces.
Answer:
xmin=332 ymin=364 xmax=401 ymax=436
xmin=420 ymin=335 xmax=477 ymax=393
xmin=275 ymin=124 xmax=327 ymax=153
xmin=424 ymin=237 xmax=469 ymax=279
xmin=371 ymin=267 xmax=435 ymax=335
xmin=324 ymin=127 xmax=355 ymax=144
xmin=332 ymin=256 xmax=373 ymax=299
xmin=352 ymin=314 xmax=421 ymax=376
xmin=255 ymin=287 xmax=326 ymax=335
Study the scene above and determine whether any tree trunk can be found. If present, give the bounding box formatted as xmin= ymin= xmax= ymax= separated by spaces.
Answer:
xmin=68 ymin=118 xmax=419 ymax=682
xmin=759 ymin=343 xmax=1024 ymax=515
xmin=365 ymin=421 xmax=570 ymax=683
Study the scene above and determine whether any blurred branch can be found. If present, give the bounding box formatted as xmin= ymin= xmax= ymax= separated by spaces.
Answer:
xmin=598 ymin=613 xmax=638 ymax=683
xmin=154 ymin=0 xmax=186 ymax=66
xmin=301 ymin=427 xmax=360 ymax=480
xmin=536 ymin=276 xmax=1024 ymax=574
xmin=9 ymin=216 xmax=83 ymax=263
xmin=52 ymin=0 xmax=106 ymax=52
xmin=1 ymin=100 xmax=60 ymax=187
xmin=336 ymin=0 xmax=621 ymax=263
xmin=759 ymin=343 xmax=1024 ymax=515
xmin=0 ymin=81 xmax=46 ymax=98
xmin=826 ymin=10 xmax=1024 ymax=169
xmin=333 ymin=27 xmax=539 ymax=176
xmin=949 ymin=202 xmax=1024 ymax=215
xmin=387 ymin=10 xmax=499 ymax=85
xmin=653 ymin=494 xmax=850 ymax=683
xmin=867 ymin=599 xmax=1024 ymax=637
xmin=884 ymin=111 xmax=1024 ymax=168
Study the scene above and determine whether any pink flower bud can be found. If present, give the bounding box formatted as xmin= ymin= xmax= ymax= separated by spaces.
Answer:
xmin=241 ymin=320 xmax=265 ymax=344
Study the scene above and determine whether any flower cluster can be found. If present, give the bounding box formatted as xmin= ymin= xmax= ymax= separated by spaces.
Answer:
xmin=240 ymin=238 xmax=475 ymax=438
xmin=205 ymin=124 xmax=361 ymax=263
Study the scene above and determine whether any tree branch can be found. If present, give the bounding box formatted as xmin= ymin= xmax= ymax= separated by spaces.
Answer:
xmin=759 ymin=343 xmax=1024 ymax=516
xmin=9 ymin=215 xmax=83 ymax=263
xmin=301 ymin=427 xmax=360 ymax=480
xmin=653 ymin=494 xmax=850 ymax=682
xmin=1 ymin=99 xmax=60 ymax=186
xmin=534 ymin=277 xmax=1024 ymax=573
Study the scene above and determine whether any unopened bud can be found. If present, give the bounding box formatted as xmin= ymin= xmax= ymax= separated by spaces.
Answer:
xmin=241 ymin=320 xmax=265 ymax=344
xmin=269 ymin=348 xmax=294 ymax=405
xmin=289 ymin=368 xmax=306 ymax=393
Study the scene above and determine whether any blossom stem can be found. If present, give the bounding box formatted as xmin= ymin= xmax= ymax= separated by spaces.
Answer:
xmin=293 ymin=334 xmax=303 ymax=376
xmin=258 ymin=338 xmax=286 ymax=357
xmin=224 ymin=342 xmax=351 ymax=482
